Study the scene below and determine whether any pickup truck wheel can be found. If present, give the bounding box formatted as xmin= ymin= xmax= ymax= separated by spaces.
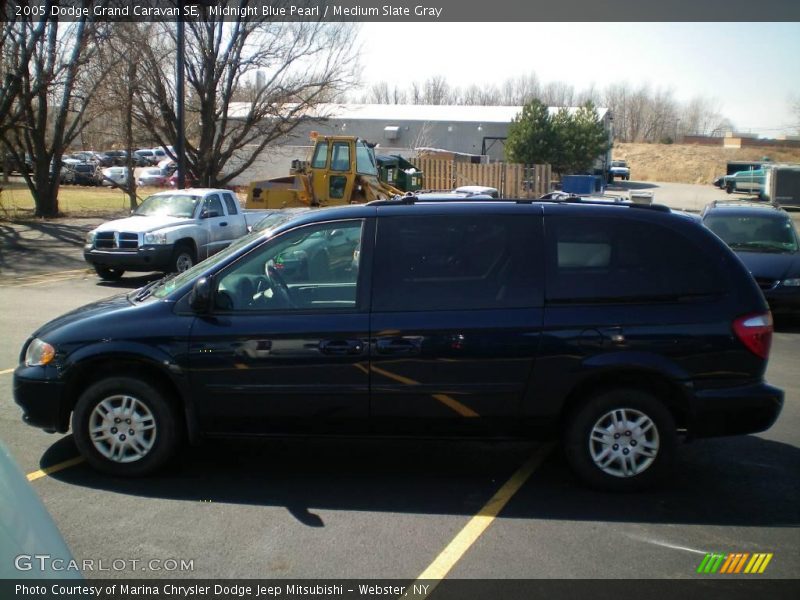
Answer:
xmin=170 ymin=245 xmax=195 ymax=274
xmin=94 ymin=265 xmax=125 ymax=281
xmin=72 ymin=377 xmax=180 ymax=476
xmin=564 ymin=389 xmax=676 ymax=491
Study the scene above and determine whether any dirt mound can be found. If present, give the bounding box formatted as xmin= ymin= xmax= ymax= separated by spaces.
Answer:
xmin=613 ymin=143 xmax=800 ymax=185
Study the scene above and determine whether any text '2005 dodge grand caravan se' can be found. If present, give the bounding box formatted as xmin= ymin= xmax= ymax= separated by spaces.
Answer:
xmin=14 ymin=197 xmax=783 ymax=490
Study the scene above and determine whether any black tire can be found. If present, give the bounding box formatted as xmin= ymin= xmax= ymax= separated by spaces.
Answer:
xmin=72 ymin=376 xmax=180 ymax=476
xmin=725 ymin=182 xmax=734 ymax=194
xmin=94 ymin=265 xmax=125 ymax=281
xmin=564 ymin=388 xmax=676 ymax=491
xmin=169 ymin=243 xmax=196 ymax=274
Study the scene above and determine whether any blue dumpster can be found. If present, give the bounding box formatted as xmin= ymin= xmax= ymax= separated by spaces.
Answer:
xmin=562 ymin=175 xmax=596 ymax=195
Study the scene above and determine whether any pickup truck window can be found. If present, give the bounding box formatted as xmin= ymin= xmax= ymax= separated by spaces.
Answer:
xmin=223 ymin=193 xmax=239 ymax=215
xmin=134 ymin=193 xmax=201 ymax=218
xmin=204 ymin=194 xmax=224 ymax=217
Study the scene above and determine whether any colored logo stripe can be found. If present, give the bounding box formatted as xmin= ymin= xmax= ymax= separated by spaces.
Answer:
xmin=697 ymin=553 xmax=773 ymax=574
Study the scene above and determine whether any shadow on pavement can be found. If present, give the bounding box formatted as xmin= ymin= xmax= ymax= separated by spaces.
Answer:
xmin=609 ymin=181 xmax=660 ymax=191
xmin=96 ymin=273 xmax=162 ymax=289
xmin=44 ymin=432 xmax=799 ymax=528
xmin=0 ymin=218 xmax=97 ymax=276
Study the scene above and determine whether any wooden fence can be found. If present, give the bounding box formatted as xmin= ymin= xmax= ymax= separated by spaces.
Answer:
xmin=415 ymin=158 xmax=552 ymax=198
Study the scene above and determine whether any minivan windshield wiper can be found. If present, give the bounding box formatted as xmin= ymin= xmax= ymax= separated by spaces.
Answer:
xmin=728 ymin=241 xmax=792 ymax=253
xmin=132 ymin=275 xmax=172 ymax=302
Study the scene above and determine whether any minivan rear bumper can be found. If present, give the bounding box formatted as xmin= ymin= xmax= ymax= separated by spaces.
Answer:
xmin=690 ymin=382 xmax=783 ymax=437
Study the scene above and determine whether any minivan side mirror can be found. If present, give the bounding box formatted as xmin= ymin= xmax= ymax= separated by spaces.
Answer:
xmin=189 ymin=277 xmax=212 ymax=312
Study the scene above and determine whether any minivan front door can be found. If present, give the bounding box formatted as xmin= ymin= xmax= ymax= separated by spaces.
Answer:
xmin=188 ymin=218 xmax=371 ymax=435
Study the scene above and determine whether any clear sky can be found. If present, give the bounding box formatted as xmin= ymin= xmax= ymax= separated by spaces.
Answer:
xmin=356 ymin=22 xmax=800 ymax=137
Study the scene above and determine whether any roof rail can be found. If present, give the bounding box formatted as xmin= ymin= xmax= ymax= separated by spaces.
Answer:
xmin=369 ymin=193 xmax=672 ymax=212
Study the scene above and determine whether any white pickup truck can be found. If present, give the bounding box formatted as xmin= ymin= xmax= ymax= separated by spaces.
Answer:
xmin=84 ymin=189 xmax=266 ymax=280
xmin=608 ymin=160 xmax=631 ymax=181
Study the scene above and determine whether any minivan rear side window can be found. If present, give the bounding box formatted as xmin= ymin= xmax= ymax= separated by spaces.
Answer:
xmin=373 ymin=214 xmax=543 ymax=311
xmin=546 ymin=216 xmax=725 ymax=303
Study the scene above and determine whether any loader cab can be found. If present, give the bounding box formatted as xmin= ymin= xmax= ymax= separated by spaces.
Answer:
xmin=310 ymin=137 xmax=379 ymax=204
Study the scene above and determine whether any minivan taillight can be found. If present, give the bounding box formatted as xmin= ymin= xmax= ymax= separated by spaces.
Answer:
xmin=732 ymin=312 xmax=773 ymax=359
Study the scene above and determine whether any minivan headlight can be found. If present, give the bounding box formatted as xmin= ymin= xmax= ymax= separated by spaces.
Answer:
xmin=85 ymin=231 xmax=96 ymax=245
xmin=781 ymin=278 xmax=800 ymax=287
xmin=144 ymin=232 xmax=167 ymax=245
xmin=25 ymin=338 xmax=55 ymax=367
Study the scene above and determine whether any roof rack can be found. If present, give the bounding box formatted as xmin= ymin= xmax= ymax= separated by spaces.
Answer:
xmin=708 ymin=199 xmax=781 ymax=210
xmin=368 ymin=193 xmax=672 ymax=212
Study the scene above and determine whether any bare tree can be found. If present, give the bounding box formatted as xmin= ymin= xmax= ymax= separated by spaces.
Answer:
xmin=1 ymin=8 xmax=108 ymax=217
xmin=92 ymin=22 xmax=158 ymax=209
xmin=134 ymin=7 xmax=360 ymax=188
xmin=422 ymin=75 xmax=452 ymax=105
xmin=0 ymin=5 xmax=51 ymax=181
xmin=540 ymin=81 xmax=575 ymax=107
xmin=790 ymin=94 xmax=800 ymax=135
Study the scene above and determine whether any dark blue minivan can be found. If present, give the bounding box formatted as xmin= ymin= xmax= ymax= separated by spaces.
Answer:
xmin=14 ymin=198 xmax=783 ymax=490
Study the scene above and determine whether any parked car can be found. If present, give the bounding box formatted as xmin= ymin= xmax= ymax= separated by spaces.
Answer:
xmin=702 ymin=200 xmax=800 ymax=316
xmin=98 ymin=166 xmax=131 ymax=187
xmin=16 ymin=197 xmax=783 ymax=491
xmin=722 ymin=167 xmax=767 ymax=196
xmin=158 ymin=158 xmax=177 ymax=173
xmin=168 ymin=171 xmax=196 ymax=188
xmin=133 ymin=149 xmax=157 ymax=165
xmin=72 ymin=163 xmax=98 ymax=186
xmin=14 ymin=199 xmax=783 ymax=489
xmin=137 ymin=167 xmax=167 ymax=187
xmin=0 ymin=442 xmax=81 ymax=579
xmin=608 ymin=160 xmax=631 ymax=181
xmin=61 ymin=162 xmax=96 ymax=186
xmin=83 ymin=188 xmax=265 ymax=280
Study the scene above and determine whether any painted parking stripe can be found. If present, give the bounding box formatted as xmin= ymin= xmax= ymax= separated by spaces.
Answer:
xmin=411 ymin=443 xmax=553 ymax=595
xmin=368 ymin=364 xmax=479 ymax=418
xmin=0 ymin=368 xmax=14 ymax=376
xmin=26 ymin=456 xmax=85 ymax=482
xmin=0 ymin=269 xmax=89 ymax=287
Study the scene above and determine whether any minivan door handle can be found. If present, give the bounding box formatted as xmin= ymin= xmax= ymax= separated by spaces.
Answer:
xmin=319 ymin=339 xmax=364 ymax=355
xmin=375 ymin=337 xmax=422 ymax=355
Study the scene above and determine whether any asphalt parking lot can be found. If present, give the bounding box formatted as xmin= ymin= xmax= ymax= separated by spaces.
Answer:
xmin=0 ymin=182 xmax=798 ymax=586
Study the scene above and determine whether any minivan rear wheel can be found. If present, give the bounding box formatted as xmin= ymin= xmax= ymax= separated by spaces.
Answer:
xmin=72 ymin=377 xmax=179 ymax=476
xmin=564 ymin=389 xmax=676 ymax=491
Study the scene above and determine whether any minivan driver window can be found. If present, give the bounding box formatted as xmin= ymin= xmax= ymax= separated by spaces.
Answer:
xmin=216 ymin=220 xmax=364 ymax=311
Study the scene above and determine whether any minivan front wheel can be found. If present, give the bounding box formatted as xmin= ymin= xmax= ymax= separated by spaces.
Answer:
xmin=72 ymin=377 xmax=179 ymax=476
xmin=564 ymin=389 xmax=676 ymax=491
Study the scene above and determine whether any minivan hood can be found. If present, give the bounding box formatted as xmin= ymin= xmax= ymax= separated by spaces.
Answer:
xmin=33 ymin=294 xmax=133 ymax=340
xmin=736 ymin=251 xmax=800 ymax=281
xmin=93 ymin=215 xmax=191 ymax=234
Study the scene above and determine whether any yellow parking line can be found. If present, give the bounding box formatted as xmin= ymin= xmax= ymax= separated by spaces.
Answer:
xmin=26 ymin=456 xmax=85 ymax=482
xmin=411 ymin=444 xmax=553 ymax=594
xmin=0 ymin=368 xmax=14 ymax=376
xmin=0 ymin=269 xmax=89 ymax=287
xmin=369 ymin=365 xmax=479 ymax=417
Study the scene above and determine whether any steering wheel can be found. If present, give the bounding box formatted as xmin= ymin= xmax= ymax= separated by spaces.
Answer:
xmin=266 ymin=264 xmax=296 ymax=308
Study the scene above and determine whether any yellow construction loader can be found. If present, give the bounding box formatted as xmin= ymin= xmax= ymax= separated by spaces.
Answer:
xmin=246 ymin=134 xmax=406 ymax=209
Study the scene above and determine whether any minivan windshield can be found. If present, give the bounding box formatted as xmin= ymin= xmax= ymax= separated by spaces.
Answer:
xmin=150 ymin=232 xmax=263 ymax=299
xmin=134 ymin=194 xmax=201 ymax=219
xmin=705 ymin=214 xmax=799 ymax=253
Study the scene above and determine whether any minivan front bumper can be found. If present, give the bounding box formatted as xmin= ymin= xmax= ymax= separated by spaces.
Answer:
xmin=690 ymin=382 xmax=783 ymax=438
xmin=13 ymin=366 xmax=70 ymax=434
